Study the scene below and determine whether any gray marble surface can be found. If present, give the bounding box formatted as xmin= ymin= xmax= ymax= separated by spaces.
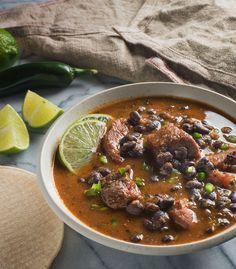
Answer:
xmin=1 ymin=1 xmax=236 ymax=269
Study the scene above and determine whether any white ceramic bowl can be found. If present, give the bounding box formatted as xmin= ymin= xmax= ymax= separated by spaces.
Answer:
xmin=38 ymin=82 xmax=236 ymax=255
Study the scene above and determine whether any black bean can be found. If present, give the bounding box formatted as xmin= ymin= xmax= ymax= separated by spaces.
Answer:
xmin=120 ymin=134 xmax=138 ymax=145
xmin=172 ymin=159 xmax=181 ymax=169
xmin=221 ymin=126 xmax=232 ymax=134
xmin=126 ymin=200 xmax=144 ymax=216
xmin=130 ymin=233 xmax=144 ymax=243
xmin=196 ymin=157 xmax=214 ymax=174
xmin=182 ymin=123 xmax=194 ymax=134
xmin=160 ymin=226 xmax=169 ymax=232
xmin=129 ymin=111 xmax=141 ymax=125
xmin=217 ymin=218 xmax=230 ymax=226
xmin=193 ymin=122 xmax=210 ymax=135
xmin=148 ymin=211 xmax=169 ymax=230
xmin=170 ymin=183 xmax=182 ymax=192
xmin=203 ymin=191 xmax=217 ymax=201
xmin=137 ymin=106 xmax=146 ymax=113
xmin=143 ymin=219 xmax=156 ymax=231
xmin=134 ymin=125 xmax=146 ymax=133
xmin=180 ymin=161 xmax=195 ymax=173
xmin=97 ymin=167 xmax=111 ymax=177
xmin=216 ymin=196 xmax=231 ymax=209
xmin=181 ymin=105 xmax=189 ymax=110
xmin=149 ymin=114 xmax=159 ymax=121
xmin=78 ymin=177 xmax=86 ymax=183
xmin=162 ymin=235 xmax=174 ymax=242
xmin=189 ymin=188 xmax=202 ymax=202
xmin=230 ymin=191 xmax=236 ymax=203
xmin=121 ymin=141 xmax=136 ymax=151
xmin=203 ymin=135 xmax=212 ymax=146
xmin=156 ymin=152 xmax=173 ymax=167
xmin=144 ymin=202 xmax=160 ymax=214
xmin=229 ymin=203 xmax=236 ymax=212
xmin=150 ymin=175 xmax=159 ymax=182
xmin=147 ymin=108 xmax=156 ymax=115
xmin=217 ymin=187 xmax=231 ymax=197
xmin=212 ymin=140 xmax=223 ymax=149
xmin=186 ymin=180 xmax=202 ymax=189
xmin=196 ymin=139 xmax=207 ymax=149
xmin=160 ymin=162 xmax=173 ymax=177
xmin=87 ymin=171 xmax=101 ymax=184
xmin=145 ymin=120 xmax=160 ymax=132
xmin=221 ymin=208 xmax=234 ymax=218
xmin=158 ymin=197 xmax=175 ymax=211
xmin=205 ymin=225 xmax=215 ymax=234
xmin=201 ymin=199 xmax=215 ymax=208
xmin=174 ymin=146 xmax=188 ymax=161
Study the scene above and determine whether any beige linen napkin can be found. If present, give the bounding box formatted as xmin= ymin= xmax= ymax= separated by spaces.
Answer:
xmin=0 ymin=166 xmax=63 ymax=269
xmin=0 ymin=0 xmax=236 ymax=98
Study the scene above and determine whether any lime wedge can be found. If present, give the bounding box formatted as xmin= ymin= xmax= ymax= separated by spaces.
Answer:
xmin=59 ymin=119 xmax=107 ymax=173
xmin=22 ymin=90 xmax=64 ymax=128
xmin=0 ymin=104 xmax=29 ymax=153
xmin=79 ymin=114 xmax=113 ymax=123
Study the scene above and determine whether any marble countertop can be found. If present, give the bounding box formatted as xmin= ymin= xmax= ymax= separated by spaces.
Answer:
xmin=1 ymin=1 xmax=236 ymax=269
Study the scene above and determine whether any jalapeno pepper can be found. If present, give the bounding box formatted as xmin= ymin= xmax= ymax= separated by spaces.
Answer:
xmin=0 ymin=61 xmax=97 ymax=97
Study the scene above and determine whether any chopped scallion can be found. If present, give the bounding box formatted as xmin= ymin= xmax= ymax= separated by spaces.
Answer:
xmin=197 ymin=171 xmax=206 ymax=181
xmin=111 ymin=218 xmax=118 ymax=227
xmin=205 ymin=182 xmax=215 ymax=193
xmin=143 ymin=162 xmax=151 ymax=171
xmin=118 ymin=167 xmax=126 ymax=176
xmin=192 ymin=132 xmax=202 ymax=140
xmin=90 ymin=204 xmax=108 ymax=211
xmin=135 ymin=177 xmax=145 ymax=188
xmin=85 ymin=181 xmax=101 ymax=197
xmin=220 ymin=143 xmax=229 ymax=150
xmin=99 ymin=155 xmax=108 ymax=164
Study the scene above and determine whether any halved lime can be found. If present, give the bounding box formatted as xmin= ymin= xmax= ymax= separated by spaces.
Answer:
xmin=22 ymin=90 xmax=64 ymax=128
xmin=59 ymin=119 xmax=107 ymax=173
xmin=79 ymin=113 xmax=113 ymax=123
xmin=0 ymin=104 xmax=29 ymax=154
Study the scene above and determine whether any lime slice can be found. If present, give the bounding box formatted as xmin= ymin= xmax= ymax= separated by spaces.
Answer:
xmin=0 ymin=104 xmax=29 ymax=154
xmin=59 ymin=119 xmax=107 ymax=173
xmin=22 ymin=90 xmax=64 ymax=128
xmin=79 ymin=113 xmax=113 ymax=123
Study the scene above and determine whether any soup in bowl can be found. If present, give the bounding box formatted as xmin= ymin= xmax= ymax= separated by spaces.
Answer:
xmin=38 ymin=82 xmax=236 ymax=255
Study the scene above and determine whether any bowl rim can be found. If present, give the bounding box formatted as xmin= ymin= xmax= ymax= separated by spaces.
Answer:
xmin=37 ymin=82 xmax=236 ymax=255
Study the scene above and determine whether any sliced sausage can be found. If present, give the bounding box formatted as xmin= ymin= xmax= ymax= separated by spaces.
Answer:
xmin=170 ymin=199 xmax=198 ymax=229
xmin=146 ymin=124 xmax=201 ymax=167
xmin=208 ymin=170 xmax=234 ymax=188
xmin=208 ymin=148 xmax=236 ymax=172
xmin=101 ymin=167 xmax=141 ymax=209
xmin=102 ymin=119 xmax=129 ymax=163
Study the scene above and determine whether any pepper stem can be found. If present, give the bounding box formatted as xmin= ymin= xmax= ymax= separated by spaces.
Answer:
xmin=72 ymin=68 xmax=98 ymax=76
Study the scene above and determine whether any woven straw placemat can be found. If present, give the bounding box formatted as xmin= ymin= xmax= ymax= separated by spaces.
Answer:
xmin=0 ymin=166 xmax=64 ymax=269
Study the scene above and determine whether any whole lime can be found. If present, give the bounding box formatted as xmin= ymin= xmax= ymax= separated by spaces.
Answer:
xmin=0 ymin=29 xmax=19 ymax=71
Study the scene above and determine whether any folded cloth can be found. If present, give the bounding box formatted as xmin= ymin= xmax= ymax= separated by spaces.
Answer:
xmin=0 ymin=0 xmax=236 ymax=98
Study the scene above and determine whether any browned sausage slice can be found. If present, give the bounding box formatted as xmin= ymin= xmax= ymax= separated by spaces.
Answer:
xmin=170 ymin=199 xmax=198 ymax=229
xmin=102 ymin=119 xmax=129 ymax=163
xmin=146 ymin=124 xmax=201 ymax=164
